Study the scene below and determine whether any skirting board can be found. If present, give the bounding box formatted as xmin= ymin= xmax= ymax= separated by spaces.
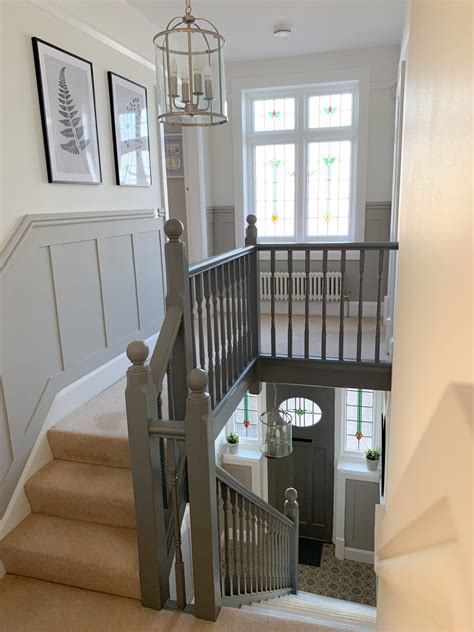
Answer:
xmin=0 ymin=331 xmax=159 ymax=567
xmin=335 ymin=537 xmax=374 ymax=565
xmin=260 ymin=301 xmax=384 ymax=318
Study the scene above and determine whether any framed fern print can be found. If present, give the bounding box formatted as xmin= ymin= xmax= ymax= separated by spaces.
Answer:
xmin=108 ymin=72 xmax=152 ymax=186
xmin=32 ymin=38 xmax=101 ymax=184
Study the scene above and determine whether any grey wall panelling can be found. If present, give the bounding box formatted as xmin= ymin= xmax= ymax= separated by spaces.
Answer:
xmin=344 ymin=479 xmax=380 ymax=551
xmin=0 ymin=209 xmax=166 ymax=517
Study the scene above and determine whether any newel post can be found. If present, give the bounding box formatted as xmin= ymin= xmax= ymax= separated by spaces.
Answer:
xmin=185 ymin=369 xmax=221 ymax=621
xmin=164 ymin=218 xmax=193 ymax=420
xmin=125 ymin=341 xmax=169 ymax=609
xmin=245 ymin=214 xmax=260 ymax=366
xmin=284 ymin=487 xmax=299 ymax=594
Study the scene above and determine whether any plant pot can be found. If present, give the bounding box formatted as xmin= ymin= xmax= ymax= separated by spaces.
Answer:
xmin=228 ymin=443 xmax=239 ymax=455
xmin=366 ymin=457 xmax=379 ymax=471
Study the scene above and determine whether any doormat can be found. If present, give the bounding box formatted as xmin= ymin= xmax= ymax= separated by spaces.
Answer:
xmin=299 ymin=537 xmax=323 ymax=567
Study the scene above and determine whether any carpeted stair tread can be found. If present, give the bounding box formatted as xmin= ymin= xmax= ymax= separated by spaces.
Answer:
xmin=24 ymin=460 xmax=135 ymax=528
xmin=47 ymin=426 xmax=130 ymax=469
xmin=0 ymin=513 xmax=140 ymax=599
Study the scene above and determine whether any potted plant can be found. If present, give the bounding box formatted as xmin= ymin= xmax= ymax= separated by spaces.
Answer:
xmin=226 ymin=432 xmax=240 ymax=455
xmin=365 ymin=448 xmax=380 ymax=471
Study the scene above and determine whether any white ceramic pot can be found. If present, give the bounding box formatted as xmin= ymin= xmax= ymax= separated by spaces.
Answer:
xmin=228 ymin=443 xmax=239 ymax=455
xmin=366 ymin=457 xmax=379 ymax=471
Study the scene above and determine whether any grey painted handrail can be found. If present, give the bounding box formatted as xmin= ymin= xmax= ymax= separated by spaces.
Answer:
xmin=216 ymin=465 xmax=294 ymax=528
xmin=148 ymin=419 xmax=186 ymax=439
xmin=258 ymin=241 xmax=399 ymax=251
xmin=149 ymin=305 xmax=183 ymax=388
xmin=189 ymin=245 xmax=256 ymax=277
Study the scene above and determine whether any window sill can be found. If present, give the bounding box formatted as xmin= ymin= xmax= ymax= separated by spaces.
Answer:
xmin=336 ymin=459 xmax=380 ymax=482
xmin=222 ymin=445 xmax=263 ymax=465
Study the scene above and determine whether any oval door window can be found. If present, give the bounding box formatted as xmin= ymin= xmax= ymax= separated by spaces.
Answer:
xmin=281 ymin=397 xmax=322 ymax=428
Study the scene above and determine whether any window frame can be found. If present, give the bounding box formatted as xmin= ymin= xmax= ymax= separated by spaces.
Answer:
xmin=232 ymin=68 xmax=369 ymax=248
xmin=225 ymin=391 xmax=263 ymax=446
xmin=341 ymin=388 xmax=382 ymax=459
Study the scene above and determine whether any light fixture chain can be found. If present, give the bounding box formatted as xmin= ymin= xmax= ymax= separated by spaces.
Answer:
xmin=185 ymin=0 xmax=192 ymax=15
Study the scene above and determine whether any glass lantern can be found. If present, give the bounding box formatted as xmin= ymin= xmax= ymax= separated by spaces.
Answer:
xmin=260 ymin=408 xmax=293 ymax=458
xmin=154 ymin=0 xmax=227 ymax=127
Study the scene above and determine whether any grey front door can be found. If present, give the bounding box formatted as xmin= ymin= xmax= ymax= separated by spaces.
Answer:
xmin=267 ymin=384 xmax=335 ymax=542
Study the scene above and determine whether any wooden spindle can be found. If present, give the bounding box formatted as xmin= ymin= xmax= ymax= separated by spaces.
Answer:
xmin=211 ymin=268 xmax=222 ymax=403
xmin=235 ymin=259 xmax=244 ymax=373
xmin=257 ymin=508 xmax=263 ymax=592
xmin=230 ymin=489 xmax=239 ymax=594
xmin=288 ymin=250 xmax=293 ymax=358
xmin=218 ymin=266 xmax=228 ymax=393
xmin=245 ymin=254 xmax=253 ymax=361
xmin=225 ymin=263 xmax=234 ymax=386
xmin=203 ymin=271 xmax=215 ymax=407
xmin=262 ymin=514 xmax=269 ymax=591
xmin=230 ymin=261 xmax=239 ymax=378
xmin=375 ymin=249 xmax=385 ymax=362
xmin=321 ymin=250 xmax=328 ymax=360
xmin=221 ymin=482 xmax=232 ymax=596
xmin=270 ymin=250 xmax=276 ymax=357
xmin=245 ymin=498 xmax=253 ymax=593
xmin=356 ymin=250 xmax=365 ymax=362
xmin=304 ymin=250 xmax=310 ymax=358
xmin=195 ymin=274 xmax=206 ymax=371
xmin=238 ymin=494 xmax=246 ymax=593
xmin=339 ymin=251 xmax=346 ymax=361
xmin=216 ymin=479 xmax=224 ymax=596
xmin=166 ymin=361 xmax=175 ymax=420
xmin=189 ymin=278 xmax=197 ymax=368
xmin=240 ymin=256 xmax=249 ymax=366
xmin=251 ymin=504 xmax=258 ymax=593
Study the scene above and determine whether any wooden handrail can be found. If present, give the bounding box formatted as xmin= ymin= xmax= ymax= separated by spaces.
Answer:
xmin=257 ymin=241 xmax=399 ymax=251
xmin=189 ymin=245 xmax=255 ymax=277
xmin=216 ymin=465 xmax=294 ymax=528
xmin=149 ymin=305 xmax=182 ymax=388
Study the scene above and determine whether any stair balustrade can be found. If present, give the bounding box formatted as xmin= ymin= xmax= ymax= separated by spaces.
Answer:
xmin=125 ymin=214 xmax=399 ymax=621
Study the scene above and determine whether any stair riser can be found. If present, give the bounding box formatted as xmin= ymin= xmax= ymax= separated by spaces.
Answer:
xmin=47 ymin=430 xmax=131 ymax=469
xmin=24 ymin=483 xmax=136 ymax=529
xmin=2 ymin=550 xmax=140 ymax=600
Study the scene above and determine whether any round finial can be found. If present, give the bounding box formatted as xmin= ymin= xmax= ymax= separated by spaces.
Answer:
xmin=164 ymin=218 xmax=184 ymax=241
xmin=187 ymin=368 xmax=208 ymax=393
xmin=127 ymin=340 xmax=149 ymax=365
xmin=246 ymin=214 xmax=257 ymax=226
xmin=285 ymin=487 xmax=298 ymax=503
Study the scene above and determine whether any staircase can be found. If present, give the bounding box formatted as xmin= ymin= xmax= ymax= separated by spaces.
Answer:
xmin=242 ymin=592 xmax=376 ymax=631
xmin=0 ymin=380 xmax=141 ymax=600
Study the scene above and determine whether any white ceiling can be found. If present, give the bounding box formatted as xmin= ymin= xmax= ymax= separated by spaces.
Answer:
xmin=128 ymin=0 xmax=407 ymax=62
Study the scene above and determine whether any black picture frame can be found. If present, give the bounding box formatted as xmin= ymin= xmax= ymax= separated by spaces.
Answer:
xmin=32 ymin=37 xmax=102 ymax=184
xmin=108 ymin=71 xmax=152 ymax=186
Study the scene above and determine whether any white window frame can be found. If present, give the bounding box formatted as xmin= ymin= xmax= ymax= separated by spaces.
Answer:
xmin=232 ymin=68 xmax=369 ymax=249
xmin=225 ymin=391 xmax=264 ymax=446
xmin=337 ymin=388 xmax=382 ymax=461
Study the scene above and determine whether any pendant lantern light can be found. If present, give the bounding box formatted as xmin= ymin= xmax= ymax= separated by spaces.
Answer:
xmin=154 ymin=0 xmax=227 ymax=127
xmin=260 ymin=384 xmax=293 ymax=458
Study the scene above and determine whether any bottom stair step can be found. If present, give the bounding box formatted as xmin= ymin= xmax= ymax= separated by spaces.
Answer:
xmin=0 ymin=514 xmax=140 ymax=599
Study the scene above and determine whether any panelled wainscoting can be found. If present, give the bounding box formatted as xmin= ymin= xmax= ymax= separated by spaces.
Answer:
xmin=0 ymin=209 xmax=166 ymax=517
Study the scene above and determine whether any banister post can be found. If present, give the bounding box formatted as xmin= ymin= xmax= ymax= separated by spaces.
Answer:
xmin=185 ymin=369 xmax=221 ymax=621
xmin=245 ymin=215 xmax=261 ymax=391
xmin=284 ymin=487 xmax=299 ymax=594
xmin=164 ymin=218 xmax=193 ymax=420
xmin=125 ymin=341 xmax=169 ymax=608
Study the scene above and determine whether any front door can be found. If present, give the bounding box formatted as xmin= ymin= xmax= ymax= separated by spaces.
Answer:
xmin=267 ymin=384 xmax=335 ymax=542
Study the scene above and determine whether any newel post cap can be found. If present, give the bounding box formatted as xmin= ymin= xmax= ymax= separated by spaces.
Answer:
xmin=187 ymin=368 xmax=208 ymax=394
xmin=246 ymin=214 xmax=257 ymax=226
xmin=285 ymin=487 xmax=298 ymax=505
xmin=126 ymin=340 xmax=149 ymax=365
xmin=164 ymin=218 xmax=184 ymax=241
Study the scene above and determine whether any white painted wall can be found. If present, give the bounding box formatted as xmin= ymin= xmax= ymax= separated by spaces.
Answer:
xmin=208 ymin=45 xmax=399 ymax=208
xmin=375 ymin=2 xmax=472 ymax=629
xmin=0 ymin=1 xmax=163 ymax=248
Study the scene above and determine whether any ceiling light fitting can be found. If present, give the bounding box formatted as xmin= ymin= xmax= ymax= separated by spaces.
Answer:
xmin=274 ymin=26 xmax=292 ymax=38
xmin=154 ymin=0 xmax=227 ymax=127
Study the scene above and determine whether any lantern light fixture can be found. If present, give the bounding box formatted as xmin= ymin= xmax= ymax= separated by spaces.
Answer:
xmin=260 ymin=384 xmax=293 ymax=458
xmin=154 ymin=0 xmax=227 ymax=127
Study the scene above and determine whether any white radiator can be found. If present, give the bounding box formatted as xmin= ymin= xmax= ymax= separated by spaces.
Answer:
xmin=260 ymin=271 xmax=342 ymax=301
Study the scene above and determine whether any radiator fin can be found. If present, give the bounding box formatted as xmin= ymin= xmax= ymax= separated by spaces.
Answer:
xmin=260 ymin=272 xmax=342 ymax=301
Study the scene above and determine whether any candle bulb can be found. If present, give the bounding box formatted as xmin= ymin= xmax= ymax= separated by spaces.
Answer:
xmin=193 ymin=59 xmax=203 ymax=96
xmin=169 ymin=59 xmax=178 ymax=98
xmin=204 ymin=63 xmax=213 ymax=100
xmin=181 ymin=64 xmax=189 ymax=103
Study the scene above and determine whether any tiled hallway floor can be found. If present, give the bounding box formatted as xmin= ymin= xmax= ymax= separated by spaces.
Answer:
xmin=299 ymin=544 xmax=376 ymax=606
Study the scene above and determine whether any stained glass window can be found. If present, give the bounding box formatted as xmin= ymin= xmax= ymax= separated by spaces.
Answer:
xmin=307 ymin=140 xmax=352 ymax=238
xmin=345 ymin=389 xmax=374 ymax=452
xmin=230 ymin=393 xmax=259 ymax=439
xmin=255 ymin=144 xmax=296 ymax=238
xmin=281 ymin=397 xmax=322 ymax=428
xmin=253 ymin=97 xmax=295 ymax=132
xmin=308 ymin=93 xmax=353 ymax=129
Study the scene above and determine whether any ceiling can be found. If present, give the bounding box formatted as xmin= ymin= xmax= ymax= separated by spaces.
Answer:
xmin=128 ymin=0 xmax=407 ymax=62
